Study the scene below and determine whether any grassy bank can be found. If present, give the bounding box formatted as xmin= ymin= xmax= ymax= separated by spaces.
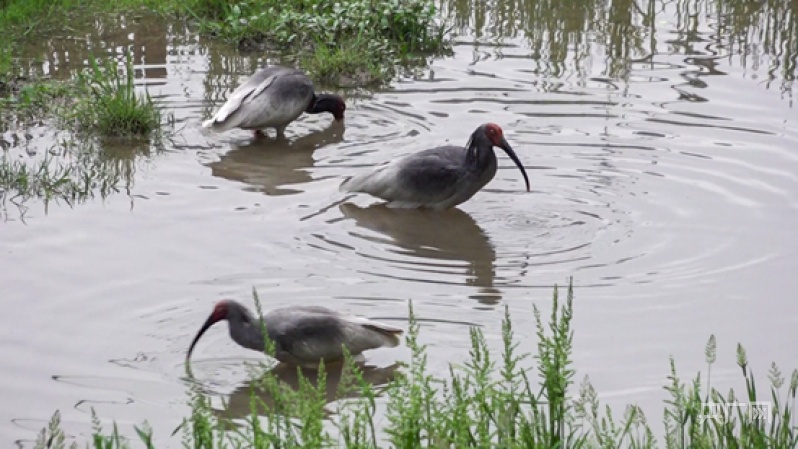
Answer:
xmin=34 ymin=283 xmax=798 ymax=448
xmin=0 ymin=0 xmax=449 ymax=87
xmin=188 ymin=0 xmax=449 ymax=85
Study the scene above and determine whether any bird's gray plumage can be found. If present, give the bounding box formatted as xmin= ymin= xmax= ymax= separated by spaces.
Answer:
xmin=187 ymin=300 xmax=402 ymax=367
xmin=340 ymin=123 xmax=529 ymax=210
xmin=340 ymin=146 xmax=494 ymax=210
xmin=202 ymin=66 xmax=339 ymax=136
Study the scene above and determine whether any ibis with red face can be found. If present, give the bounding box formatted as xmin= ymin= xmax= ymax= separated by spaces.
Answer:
xmin=340 ymin=123 xmax=530 ymax=210
xmin=186 ymin=300 xmax=403 ymax=367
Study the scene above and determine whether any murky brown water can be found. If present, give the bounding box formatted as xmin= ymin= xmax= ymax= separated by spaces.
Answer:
xmin=2 ymin=1 xmax=798 ymax=446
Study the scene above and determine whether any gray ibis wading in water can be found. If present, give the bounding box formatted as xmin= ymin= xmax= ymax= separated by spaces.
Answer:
xmin=340 ymin=123 xmax=530 ymax=210
xmin=186 ymin=300 xmax=403 ymax=367
xmin=202 ymin=66 xmax=346 ymax=138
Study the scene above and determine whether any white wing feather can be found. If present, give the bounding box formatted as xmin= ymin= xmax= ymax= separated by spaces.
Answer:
xmin=202 ymin=75 xmax=277 ymax=129
xmin=340 ymin=161 xmax=434 ymax=209
xmin=340 ymin=161 xmax=401 ymax=196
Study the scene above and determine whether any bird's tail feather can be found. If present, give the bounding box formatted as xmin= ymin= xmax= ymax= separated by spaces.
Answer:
xmin=340 ymin=172 xmax=381 ymax=195
xmin=202 ymin=117 xmax=236 ymax=132
xmin=362 ymin=322 xmax=404 ymax=347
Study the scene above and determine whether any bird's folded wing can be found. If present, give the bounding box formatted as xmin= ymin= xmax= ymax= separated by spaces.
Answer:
xmin=348 ymin=157 xmax=456 ymax=192
xmin=385 ymin=160 xmax=465 ymax=203
xmin=212 ymin=75 xmax=278 ymax=123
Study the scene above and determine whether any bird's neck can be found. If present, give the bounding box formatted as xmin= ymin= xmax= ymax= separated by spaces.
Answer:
xmin=229 ymin=315 xmax=266 ymax=353
xmin=306 ymin=94 xmax=336 ymax=115
xmin=465 ymin=141 xmax=497 ymax=173
xmin=305 ymin=94 xmax=320 ymax=114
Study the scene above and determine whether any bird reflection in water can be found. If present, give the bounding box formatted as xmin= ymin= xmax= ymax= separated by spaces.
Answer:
xmin=212 ymin=361 xmax=399 ymax=422
xmin=206 ymin=120 xmax=345 ymax=196
xmin=339 ymin=203 xmax=502 ymax=304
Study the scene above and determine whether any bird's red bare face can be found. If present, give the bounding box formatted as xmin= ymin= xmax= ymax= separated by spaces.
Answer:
xmin=186 ymin=300 xmax=232 ymax=361
xmin=210 ymin=300 xmax=230 ymax=323
xmin=480 ymin=122 xmax=531 ymax=192
xmin=484 ymin=123 xmax=505 ymax=147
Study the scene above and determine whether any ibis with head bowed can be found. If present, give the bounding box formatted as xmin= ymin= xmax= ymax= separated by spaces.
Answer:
xmin=340 ymin=123 xmax=530 ymax=209
xmin=186 ymin=300 xmax=403 ymax=367
xmin=202 ymin=65 xmax=346 ymax=138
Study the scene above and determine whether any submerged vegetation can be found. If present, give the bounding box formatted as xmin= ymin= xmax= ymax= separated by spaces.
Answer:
xmin=1 ymin=52 xmax=160 ymax=139
xmin=0 ymin=0 xmax=163 ymax=209
xmin=1 ymin=53 xmax=160 ymax=137
xmin=0 ymin=53 xmax=159 ymax=211
xmin=0 ymin=146 xmax=134 ymax=210
xmin=34 ymin=284 xmax=798 ymax=448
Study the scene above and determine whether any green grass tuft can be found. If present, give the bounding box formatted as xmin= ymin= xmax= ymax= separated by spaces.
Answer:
xmin=0 ymin=52 xmax=158 ymax=212
xmin=73 ymin=54 xmax=161 ymax=139
xmin=301 ymin=38 xmax=388 ymax=87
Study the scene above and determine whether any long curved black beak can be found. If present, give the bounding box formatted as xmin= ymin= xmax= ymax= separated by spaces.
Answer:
xmin=186 ymin=314 xmax=219 ymax=361
xmin=498 ymin=137 xmax=530 ymax=191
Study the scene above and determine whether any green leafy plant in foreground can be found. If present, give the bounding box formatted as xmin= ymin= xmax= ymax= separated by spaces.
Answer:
xmin=35 ymin=282 xmax=798 ymax=448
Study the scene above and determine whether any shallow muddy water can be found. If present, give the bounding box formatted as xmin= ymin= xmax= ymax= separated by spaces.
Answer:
xmin=2 ymin=0 xmax=798 ymax=446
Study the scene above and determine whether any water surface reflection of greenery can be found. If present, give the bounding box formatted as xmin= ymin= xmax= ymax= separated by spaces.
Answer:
xmin=443 ymin=0 xmax=796 ymax=95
